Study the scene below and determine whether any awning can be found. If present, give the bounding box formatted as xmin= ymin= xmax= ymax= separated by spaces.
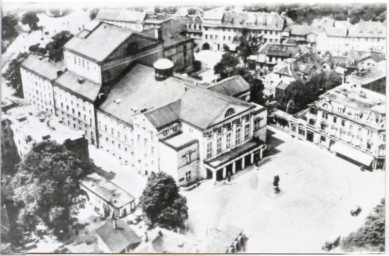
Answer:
xmin=331 ymin=142 xmax=374 ymax=166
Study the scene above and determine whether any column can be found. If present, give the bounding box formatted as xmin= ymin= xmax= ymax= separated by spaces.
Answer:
xmin=242 ymin=156 xmax=245 ymax=169
xmin=250 ymin=153 xmax=254 ymax=164
xmin=212 ymin=169 xmax=217 ymax=182
xmin=232 ymin=162 xmax=236 ymax=174
xmin=223 ymin=167 xmax=226 ymax=179
xmin=260 ymin=149 xmax=263 ymax=160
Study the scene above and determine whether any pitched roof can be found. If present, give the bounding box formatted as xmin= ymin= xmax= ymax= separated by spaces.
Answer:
xmin=276 ymin=82 xmax=290 ymax=90
xmin=179 ymin=88 xmax=255 ymax=130
xmin=21 ymin=54 xmax=65 ymax=81
xmin=81 ymin=173 xmax=135 ymax=209
xmin=348 ymin=21 xmax=386 ymax=38
xmin=54 ymin=70 xmax=102 ymax=102
xmin=64 ymin=22 xmax=134 ymax=62
xmin=97 ymin=9 xmax=146 ymax=23
xmin=324 ymin=27 xmax=348 ymax=37
xmin=144 ymin=100 xmax=181 ymax=130
xmin=96 ymin=220 xmax=141 ymax=253
xmin=99 ymin=64 xmax=187 ymax=124
xmin=207 ymin=76 xmax=251 ymax=97
xmin=290 ymin=24 xmax=314 ymax=36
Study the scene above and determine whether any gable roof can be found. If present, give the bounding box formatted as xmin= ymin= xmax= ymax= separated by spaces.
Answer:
xmin=65 ymin=22 xmax=134 ymax=62
xmin=207 ymin=75 xmax=251 ymax=97
xmin=144 ymin=100 xmax=181 ymax=130
xmin=97 ymin=9 xmax=147 ymax=23
xmin=96 ymin=220 xmax=141 ymax=253
xmin=54 ymin=70 xmax=102 ymax=102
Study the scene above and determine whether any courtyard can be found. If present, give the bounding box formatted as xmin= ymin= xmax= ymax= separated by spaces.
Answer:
xmin=182 ymin=127 xmax=385 ymax=253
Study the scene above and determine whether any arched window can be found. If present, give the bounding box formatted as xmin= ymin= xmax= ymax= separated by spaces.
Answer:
xmin=225 ymin=108 xmax=235 ymax=117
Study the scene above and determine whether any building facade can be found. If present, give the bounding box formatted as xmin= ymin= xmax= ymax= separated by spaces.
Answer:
xmin=201 ymin=8 xmax=286 ymax=51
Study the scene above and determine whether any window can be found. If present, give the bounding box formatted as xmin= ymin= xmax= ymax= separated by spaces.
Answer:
xmin=244 ymin=124 xmax=250 ymax=140
xmin=235 ymin=128 xmax=241 ymax=145
xmin=144 ymin=138 xmax=148 ymax=148
xmin=341 ymin=120 xmax=345 ymax=126
xmin=367 ymin=130 xmax=372 ymax=137
xmin=207 ymin=142 xmax=212 ymax=158
xmin=226 ymin=133 xmax=231 ymax=149
xmin=225 ymin=108 xmax=235 ymax=117
xmin=321 ymin=123 xmax=327 ymax=130
xmin=217 ymin=137 xmax=222 ymax=153
xmin=333 ymin=116 xmax=337 ymax=123
xmin=322 ymin=112 xmax=328 ymax=119
xmin=185 ymin=171 xmax=191 ymax=181
xmin=185 ymin=152 xmax=192 ymax=164
xmin=173 ymin=125 xmax=178 ymax=132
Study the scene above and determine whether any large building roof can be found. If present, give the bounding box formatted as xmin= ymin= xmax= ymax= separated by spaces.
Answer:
xmin=96 ymin=220 xmax=141 ymax=253
xmin=55 ymin=70 xmax=102 ymax=102
xmin=97 ymin=9 xmax=147 ymax=23
xmin=144 ymin=100 xmax=181 ymax=130
xmin=346 ymin=61 xmax=386 ymax=86
xmin=207 ymin=75 xmax=250 ymax=97
xmin=324 ymin=27 xmax=348 ymax=37
xmin=81 ymin=173 xmax=135 ymax=209
xmin=290 ymin=24 xmax=315 ymax=36
xmin=21 ymin=54 xmax=65 ymax=81
xmin=99 ymin=64 xmax=187 ymax=124
xmin=348 ymin=21 xmax=386 ymax=38
xmin=65 ymin=22 xmax=134 ymax=62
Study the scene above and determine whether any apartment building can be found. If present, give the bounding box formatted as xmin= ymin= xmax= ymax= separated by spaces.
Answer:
xmin=201 ymin=8 xmax=286 ymax=51
xmin=316 ymin=21 xmax=386 ymax=55
xmin=289 ymin=65 xmax=386 ymax=170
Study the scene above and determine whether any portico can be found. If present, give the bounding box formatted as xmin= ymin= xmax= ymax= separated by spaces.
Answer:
xmin=204 ymin=139 xmax=266 ymax=182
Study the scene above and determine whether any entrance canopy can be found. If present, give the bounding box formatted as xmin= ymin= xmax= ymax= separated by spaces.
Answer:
xmin=204 ymin=139 xmax=265 ymax=169
xmin=331 ymin=142 xmax=374 ymax=166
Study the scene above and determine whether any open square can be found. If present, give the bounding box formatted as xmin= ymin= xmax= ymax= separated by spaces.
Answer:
xmin=183 ymin=127 xmax=385 ymax=253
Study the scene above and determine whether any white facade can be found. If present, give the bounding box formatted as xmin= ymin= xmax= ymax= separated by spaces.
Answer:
xmin=64 ymin=51 xmax=102 ymax=84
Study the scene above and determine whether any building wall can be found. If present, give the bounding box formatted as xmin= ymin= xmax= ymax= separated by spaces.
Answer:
xmin=21 ymin=67 xmax=56 ymax=114
xmin=316 ymin=32 xmax=385 ymax=55
xmin=64 ymin=51 xmax=102 ymax=84
xmin=264 ymin=72 xmax=295 ymax=96
xmin=164 ymin=41 xmax=194 ymax=72
xmin=53 ymin=86 xmax=97 ymax=145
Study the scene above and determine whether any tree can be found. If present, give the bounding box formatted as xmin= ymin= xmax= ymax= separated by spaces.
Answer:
xmin=89 ymin=9 xmax=99 ymax=20
xmin=250 ymin=78 xmax=265 ymax=105
xmin=2 ymin=14 xmax=19 ymax=41
xmin=139 ymin=172 xmax=188 ymax=230
xmin=3 ymin=52 xmax=29 ymax=97
xmin=7 ymin=141 xmax=93 ymax=241
xmin=341 ymin=199 xmax=385 ymax=252
xmin=214 ymin=53 xmax=240 ymax=79
xmin=45 ymin=31 xmax=73 ymax=62
xmin=21 ymin=11 xmax=40 ymax=31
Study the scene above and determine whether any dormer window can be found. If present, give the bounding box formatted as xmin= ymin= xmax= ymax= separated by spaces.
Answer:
xmin=225 ymin=108 xmax=235 ymax=118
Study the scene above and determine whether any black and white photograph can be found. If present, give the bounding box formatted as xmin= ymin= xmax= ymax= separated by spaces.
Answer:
xmin=0 ymin=0 xmax=386 ymax=254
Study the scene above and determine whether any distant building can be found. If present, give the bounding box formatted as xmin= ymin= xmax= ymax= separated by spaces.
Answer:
xmin=201 ymin=8 xmax=287 ymax=51
xmin=289 ymin=65 xmax=385 ymax=170
xmin=316 ymin=21 xmax=386 ymax=55
xmin=288 ymin=24 xmax=317 ymax=47
xmin=185 ymin=16 xmax=203 ymax=43
xmin=81 ymin=173 xmax=136 ymax=218
xmin=96 ymin=219 xmax=141 ymax=253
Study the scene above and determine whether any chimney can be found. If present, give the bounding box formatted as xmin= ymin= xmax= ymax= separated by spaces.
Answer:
xmin=154 ymin=26 xmax=162 ymax=40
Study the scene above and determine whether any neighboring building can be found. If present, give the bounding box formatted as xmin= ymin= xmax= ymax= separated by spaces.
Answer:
xmin=289 ymin=71 xmax=386 ymax=170
xmin=263 ymin=50 xmax=322 ymax=96
xmin=81 ymin=173 xmax=136 ymax=218
xmin=134 ymin=228 xmax=201 ymax=253
xmin=185 ymin=16 xmax=203 ymax=43
xmin=206 ymin=75 xmax=251 ymax=101
xmin=289 ymin=24 xmax=317 ymax=47
xmin=201 ymin=8 xmax=286 ymax=51
xmin=203 ymin=225 xmax=247 ymax=253
xmin=96 ymin=219 xmax=141 ymax=253
xmin=275 ymin=82 xmax=292 ymax=101
xmin=97 ymin=9 xmax=172 ymax=32
xmin=316 ymin=21 xmax=386 ymax=55
xmin=8 ymin=106 xmax=88 ymax=158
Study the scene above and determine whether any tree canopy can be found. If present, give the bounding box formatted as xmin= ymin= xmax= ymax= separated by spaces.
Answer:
xmin=45 ymin=31 xmax=73 ymax=62
xmin=341 ymin=199 xmax=385 ymax=252
xmin=3 ymin=52 xmax=29 ymax=97
xmin=21 ymin=11 xmax=40 ymax=31
xmin=4 ymin=140 xmax=94 ymax=243
xmin=214 ymin=52 xmax=241 ymax=79
xmin=139 ymin=172 xmax=188 ymax=230
xmin=2 ymin=14 xmax=19 ymax=41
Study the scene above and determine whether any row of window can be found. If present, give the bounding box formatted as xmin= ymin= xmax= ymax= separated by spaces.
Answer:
xmin=207 ymin=124 xmax=250 ymax=158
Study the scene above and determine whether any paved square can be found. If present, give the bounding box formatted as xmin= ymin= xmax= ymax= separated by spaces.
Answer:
xmin=182 ymin=127 xmax=385 ymax=253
